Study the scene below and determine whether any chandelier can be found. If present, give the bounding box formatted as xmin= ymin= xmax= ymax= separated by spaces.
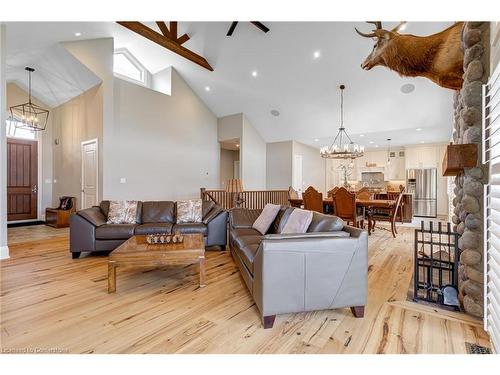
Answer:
xmin=10 ymin=67 xmax=49 ymax=131
xmin=320 ymin=84 xmax=364 ymax=159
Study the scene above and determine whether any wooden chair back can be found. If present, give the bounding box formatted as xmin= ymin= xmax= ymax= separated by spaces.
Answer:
xmin=356 ymin=187 xmax=372 ymax=200
xmin=303 ymin=186 xmax=323 ymax=213
xmin=392 ymin=187 xmax=405 ymax=221
xmin=327 ymin=186 xmax=339 ymax=198
xmin=288 ymin=186 xmax=299 ymax=199
xmin=333 ymin=187 xmax=356 ymax=221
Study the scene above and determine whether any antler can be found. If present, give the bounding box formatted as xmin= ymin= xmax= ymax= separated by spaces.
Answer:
xmin=355 ymin=21 xmax=406 ymax=38
xmin=355 ymin=21 xmax=383 ymax=38
xmin=391 ymin=21 xmax=406 ymax=32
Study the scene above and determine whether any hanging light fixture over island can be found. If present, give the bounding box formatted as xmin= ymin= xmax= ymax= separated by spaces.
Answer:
xmin=320 ymin=84 xmax=364 ymax=160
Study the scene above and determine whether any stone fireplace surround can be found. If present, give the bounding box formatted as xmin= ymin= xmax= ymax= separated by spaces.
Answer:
xmin=451 ymin=22 xmax=490 ymax=318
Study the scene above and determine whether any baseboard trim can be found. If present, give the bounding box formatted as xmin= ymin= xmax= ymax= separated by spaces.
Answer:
xmin=0 ymin=245 xmax=10 ymax=260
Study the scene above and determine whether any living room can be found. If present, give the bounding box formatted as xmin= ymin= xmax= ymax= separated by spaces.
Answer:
xmin=1 ymin=0 xmax=500 ymax=372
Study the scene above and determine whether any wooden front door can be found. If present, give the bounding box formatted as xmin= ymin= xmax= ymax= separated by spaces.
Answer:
xmin=7 ymin=138 xmax=38 ymax=221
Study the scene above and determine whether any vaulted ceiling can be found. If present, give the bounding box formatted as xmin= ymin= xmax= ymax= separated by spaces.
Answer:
xmin=5 ymin=21 xmax=455 ymax=148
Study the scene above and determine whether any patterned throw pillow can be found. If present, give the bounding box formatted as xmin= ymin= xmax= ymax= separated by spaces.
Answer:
xmin=107 ymin=200 xmax=139 ymax=224
xmin=176 ymin=199 xmax=202 ymax=223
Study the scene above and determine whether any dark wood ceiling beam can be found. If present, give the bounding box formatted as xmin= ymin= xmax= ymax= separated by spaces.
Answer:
xmin=250 ymin=22 xmax=269 ymax=33
xmin=156 ymin=21 xmax=170 ymax=38
xmin=169 ymin=21 xmax=177 ymax=40
xmin=176 ymin=34 xmax=190 ymax=45
xmin=117 ymin=21 xmax=213 ymax=71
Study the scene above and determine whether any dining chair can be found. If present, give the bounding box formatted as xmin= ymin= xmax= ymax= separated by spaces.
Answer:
xmin=370 ymin=190 xmax=405 ymax=238
xmin=356 ymin=187 xmax=372 ymax=200
xmin=327 ymin=186 xmax=339 ymax=198
xmin=303 ymin=186 xmax=323 ymax=213
xmin=288 ymin=186 xmax=299 ymax=199
xmin=332 ymin=187 xmax=364 ymax=228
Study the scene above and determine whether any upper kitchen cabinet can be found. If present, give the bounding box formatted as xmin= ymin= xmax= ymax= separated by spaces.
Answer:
xmin=405 ymin=144 xmax=447 ymax=170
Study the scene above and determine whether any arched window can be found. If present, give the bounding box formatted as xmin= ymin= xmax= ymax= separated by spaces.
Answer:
xmin=113 ymin=48 xmax=148 ymax=86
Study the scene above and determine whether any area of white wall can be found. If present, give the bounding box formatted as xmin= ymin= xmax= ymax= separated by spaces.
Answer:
xmin=266 ymin=141 xmax=293 ymax=189
xmin=63 ymin=38 xmax=113 ymax=202
xmin=6 ymin=83 xmax=54 ymax=215
xmin=241 ymin=115 xmax=266 ymax=190
xmin=292 ymin=141 xmax=326 ymax=194
xmin=218 ymin=113 xmax=242 ymax=142
xmin=51 ymin=84 xmax=102 ymax=210
xmin=220 ymin=149 xmax=239 ymax=188
xmin=110 ymin=68 xmax=219 ymax=200
xmin=152 ymin=66 xmax=172 ymax=96
xmin=0 ymin=24 xmax=8 ymax=259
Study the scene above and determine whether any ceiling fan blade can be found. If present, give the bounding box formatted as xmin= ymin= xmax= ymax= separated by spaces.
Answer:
xmin=250 ymin=21 xmax=269 ymax=33
xmin=227 ymin=21 xmax=238 ymax=36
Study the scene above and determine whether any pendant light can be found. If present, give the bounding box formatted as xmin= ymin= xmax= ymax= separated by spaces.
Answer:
xmin=10 ymin=67 xmax=49 ymax=131
xmin=320 ymin=85 xmax=364 ymax=159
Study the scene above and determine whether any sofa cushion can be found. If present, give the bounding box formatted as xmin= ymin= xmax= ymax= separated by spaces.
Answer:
xmin=134 ymin=223 xmax=173 ymax=235
xmin=141 ymin=201 xmax=175 ymax=223
xmin=107 ymin=200 xmax=140 ymax=224
xmin=77 ymin=206 xmax=107 ymax=227
xmin=96 ymin=224 xmax=135 ymax=240
xmin=236 ymin=244 xmax=260 ymax=274
xmin=100 ymin=200 xmax=142 ymax=223
xmin=235 ymin=234 xmax=262 ymax=250
xmin=269 ymin=207 xmax=295 ymax=234
xmin=307 ymin=212 xmax=345 ymax=232
xmin=230 ymin=208 xmax=262 ymax=228
xmin=281 ymin=208 xmax=313 ymax=234
xmin=173 ymin=223 xmax=207 ymax=236
xmin=176 ymin=199 xmax=203 ymax=223
xmin=252 ymin=203 xmax=281 ymax=235
xmin=230 ymin=228 xmax=261 ymax=246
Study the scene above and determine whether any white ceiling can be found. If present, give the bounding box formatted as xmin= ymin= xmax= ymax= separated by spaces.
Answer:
xmin=5 ymin=21 xmax=455 ymax=148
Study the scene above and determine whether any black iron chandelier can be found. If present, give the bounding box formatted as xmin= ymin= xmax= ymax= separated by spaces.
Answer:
xmin=10 ymin=67 xmax=49 ymax=131
xmin=320 ymin=84 xmax=364 ymax=159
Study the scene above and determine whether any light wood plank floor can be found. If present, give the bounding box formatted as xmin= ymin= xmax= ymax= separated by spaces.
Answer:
xmin=0 ymin=224 xmax=490 ymax=354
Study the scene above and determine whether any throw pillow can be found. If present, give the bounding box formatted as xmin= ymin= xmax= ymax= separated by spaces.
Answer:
xmin=281 ymin=208 xmax=314 ymax=234
xmin=177 ymin=199 xmax=203 ymax=223
xmin=252 ymin=203 xmax=281 ymax=235
xmin=107 ymin=200 xmax=139 ymax=224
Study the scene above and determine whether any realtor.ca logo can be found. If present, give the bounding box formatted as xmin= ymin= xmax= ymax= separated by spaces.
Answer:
xmin=1 ymin=347 xmax=69 ymax=354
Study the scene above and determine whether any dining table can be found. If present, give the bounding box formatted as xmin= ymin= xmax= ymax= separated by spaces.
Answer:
xmin=288 ymin=197 xmax=397 ymax=235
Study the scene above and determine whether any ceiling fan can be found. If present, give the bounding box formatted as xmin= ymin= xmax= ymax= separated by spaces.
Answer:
xmin=226 ymin=22 xmax=270 ymax=36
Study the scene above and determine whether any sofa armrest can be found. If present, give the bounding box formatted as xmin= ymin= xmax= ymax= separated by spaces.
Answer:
xmin=77 ymin=206 xmax=107 ymax=227
xmin=70 ymin=214 xmax=97 ymax=253
xmin=206 ymin=210 xmax=228 ymax=247
xmin=203 ymin=205 xmax=224 ymax=224
xmin=229 ymin=208 xmax=262 ymax=229
xmin=263 ymin=231 xmax=350 ymax=241
xmin=253 ymin=232 xmax=368 ymax=318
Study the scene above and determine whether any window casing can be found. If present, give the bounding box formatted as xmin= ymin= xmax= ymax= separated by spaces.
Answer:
xmin=113 ymin=48 xmax=149 ymax=86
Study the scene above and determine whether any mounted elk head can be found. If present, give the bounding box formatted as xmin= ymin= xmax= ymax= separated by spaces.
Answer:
xmin=355 ymin=22 xmax=464 ymax=90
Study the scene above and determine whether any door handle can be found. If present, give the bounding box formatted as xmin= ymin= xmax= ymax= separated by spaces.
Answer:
xmin=31 ymin=185 xmax=38 ymax=194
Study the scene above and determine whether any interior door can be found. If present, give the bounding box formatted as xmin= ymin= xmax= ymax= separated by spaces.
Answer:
xmin=293 ymin=155 xmax=303 ymax=193
xmin=81 ymin=139 xmax=98 ymax=209
xmin=7 ymin=138 xmax=38 ymax=221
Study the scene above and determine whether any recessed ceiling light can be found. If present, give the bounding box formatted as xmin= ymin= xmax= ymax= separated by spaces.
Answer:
xmin=401 ymin=83 xmax=415 ymax=94
xmin=313 ymin=51 xmax=321 ymax=59
xmin=359 ymin=134 xmax=365 ymax=137
xmin=74 ymin=32 xmax=82 ymax=37
xmin=270 ymin=109 xmax=280 ymax=117
xmin=252 ymin=71 xmax=258 ymax=77
xmin=369 ymin=141 xmax=374 ymax=144
xmin=314 ymin=138 xmax=319 ymax=142
xmin=416 ymin=128 xmax=422 ymax=131
xmin=205 ymin=86 xmax=210 ymax=92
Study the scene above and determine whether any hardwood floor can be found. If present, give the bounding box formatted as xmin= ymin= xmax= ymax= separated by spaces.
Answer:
xmin=0 ymin=224 xmax=490 ymax=354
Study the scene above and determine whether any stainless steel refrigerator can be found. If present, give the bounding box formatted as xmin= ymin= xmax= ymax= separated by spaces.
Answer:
xmin=406 ymin=168 xmax=437 ymax=218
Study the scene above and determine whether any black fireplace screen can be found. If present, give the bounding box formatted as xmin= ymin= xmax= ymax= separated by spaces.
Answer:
xmin=413 ymin=221 xmax=460 ymax=309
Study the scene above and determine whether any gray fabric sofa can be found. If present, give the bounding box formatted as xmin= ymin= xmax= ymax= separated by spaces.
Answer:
xmin=70 ymin=200 xmax=227 ymax=258
xmin=229 ymin=207 xmax=368 ymax=329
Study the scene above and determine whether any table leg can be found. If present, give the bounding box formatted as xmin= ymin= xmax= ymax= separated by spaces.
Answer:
xmin=199 ymin=255 xmax=206 ymax=287
xmin=108 ymin=261 xmax=116 ymax=293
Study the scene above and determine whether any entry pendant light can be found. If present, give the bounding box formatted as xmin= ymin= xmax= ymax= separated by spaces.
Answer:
xmin=10 ymin=67 xmax=49 ymax=131
xmin=320 ymin=85 xmax=364 ymax=160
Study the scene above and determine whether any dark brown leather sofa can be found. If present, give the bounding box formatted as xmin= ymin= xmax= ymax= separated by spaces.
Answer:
xmin=70 ymin=200 xmax=227 ymax=258
xmin=229 ymin=207 xmax=368 ymax=329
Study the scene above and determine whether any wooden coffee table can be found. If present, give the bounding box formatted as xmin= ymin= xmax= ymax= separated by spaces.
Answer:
xmin=107 ymin=233 xmax=205 ymax=293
